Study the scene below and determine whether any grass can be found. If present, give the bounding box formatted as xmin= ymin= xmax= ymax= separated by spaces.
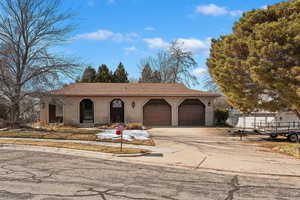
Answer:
xmin=0 ymin=139 xmax=150 ymax=154
xmin=247 ymin=136 xmax=300 ymax=159
xmin=0 ymin=130 xmax=98 ymax=141
xmin=273 ymin=144 xmax=300 ymax=158
xmin=38 ymin=126 xmax=100 ymax=134
xmin=96 ymin=123 xmax=146 ymax=130
xmin=257 ymin=141 xmax=300 ymax=159
xmin=126 ymin=123 xmax=144 ymax=130
xmin=0 ymin=129 xmax=155 ymax=146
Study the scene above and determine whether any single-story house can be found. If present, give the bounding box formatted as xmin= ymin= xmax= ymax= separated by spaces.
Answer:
xmin=40 ymin=83 xmax=220 ymax=126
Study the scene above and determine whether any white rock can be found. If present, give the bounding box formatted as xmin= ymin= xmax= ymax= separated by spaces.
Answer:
xmin=96 ymin=130 xmax=150 ymax=141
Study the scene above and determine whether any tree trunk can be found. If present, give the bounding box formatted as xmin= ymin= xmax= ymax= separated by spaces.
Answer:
xmin=294 ymin=110 xmax=300 ymax=120
xmin=10 ymin=103 xmax=20 ymax=128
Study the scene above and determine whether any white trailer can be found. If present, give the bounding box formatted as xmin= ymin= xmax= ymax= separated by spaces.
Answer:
xmin=256 ymin=121 xmax=300 ymax=142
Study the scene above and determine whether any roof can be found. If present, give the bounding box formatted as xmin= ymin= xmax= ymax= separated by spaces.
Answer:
xmin=50 ymin=83 xmax=220 ymax=97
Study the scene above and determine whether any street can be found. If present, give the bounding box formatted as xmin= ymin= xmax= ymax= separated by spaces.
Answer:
xmin=0 ymin=149 xmax=300 ymax=200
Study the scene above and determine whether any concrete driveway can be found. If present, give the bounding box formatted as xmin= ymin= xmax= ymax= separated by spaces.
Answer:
xmin=115 ymin=127 xmax=300 ymax=177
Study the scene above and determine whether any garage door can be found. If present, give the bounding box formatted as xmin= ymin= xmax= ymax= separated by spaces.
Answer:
xmin=178 ymin=99 xmax=205 ymax=126
xmin=143 ymin=99 xmax=171 ymax=126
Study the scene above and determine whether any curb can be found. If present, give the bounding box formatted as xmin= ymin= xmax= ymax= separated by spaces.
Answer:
xmin=114 ymin=152 xmax=164 ymax=157
xmin=114 ymin=152 xmax=151 ymax=157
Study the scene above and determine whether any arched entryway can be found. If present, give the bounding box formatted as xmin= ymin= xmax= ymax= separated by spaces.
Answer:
xmin=80 ymin=99 xmax=94 ymax=123
xmin=178 ymin=99 xmax=205 ymax=126
xmin=110 ymin=99 xmax=124 ymax=123
xmin=143 ymin=99 xmax=171 ymax=126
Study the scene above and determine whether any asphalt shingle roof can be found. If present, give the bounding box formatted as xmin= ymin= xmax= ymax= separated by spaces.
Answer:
xmin=50 ymin=83 xmax=220 ymax=97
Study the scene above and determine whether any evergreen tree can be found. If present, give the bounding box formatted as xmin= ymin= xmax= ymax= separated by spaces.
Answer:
xmin=94 ymin=64 xmax=113 ymax=82
xmin=207 ymin=0 xmax=300 ymax=118
xmin=139 ymin=63 xmax=153 ymax=83
xmin=113 ymin=62 xmax=129 ymax=83
xmin=81 ymin=66 xmax=96 ymax=82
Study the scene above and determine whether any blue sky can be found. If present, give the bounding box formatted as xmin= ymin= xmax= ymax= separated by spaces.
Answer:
xmin=59 ymin=0 xmax=284 ymax=89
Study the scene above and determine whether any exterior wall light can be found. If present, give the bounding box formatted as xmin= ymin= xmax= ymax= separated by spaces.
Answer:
xmin=131 ymin=101 xmax=136 ymax=108
xmin=208 ymin=101 xmax=211 ymax=106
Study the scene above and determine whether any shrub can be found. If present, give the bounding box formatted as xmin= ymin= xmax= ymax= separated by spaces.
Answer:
xmin=126 ymin=123 xmax=144 ymax=130
xmin=214 ymin=108 xmax=229 ymax=126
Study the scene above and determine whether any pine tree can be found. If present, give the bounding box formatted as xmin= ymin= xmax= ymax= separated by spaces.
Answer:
xmin=94 ymin=64 xmax=113 ymax=82
xmin=113 ymin=62 xmax=129 ymax=83
xmin=207 ymin=0 xmax=300 ymax=118
xmin=139 ymin=63 xmax=153 ymax=83
xmin=81 ymin=66 xmax=96 ymax=83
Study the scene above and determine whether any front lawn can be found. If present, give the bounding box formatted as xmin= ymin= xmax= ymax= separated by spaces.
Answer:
xmin=273 ymin=143 xmax=300 ymax=158
xmin=0 ymin=128 xmax=155 ymax=146
xmin=0 ymin=129 xmax=98 ymax=141
xmin=246 ymin=136 xmax=300 ymax=159
xmin=259 ymin=141 xmax=300 ymax=159
xmin=0 ymin=139 xmax=149 ymax=154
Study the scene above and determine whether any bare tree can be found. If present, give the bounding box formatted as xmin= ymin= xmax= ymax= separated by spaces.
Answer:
xmin=138 ymin=40 xmax=198 ymax=86
xmin=203 ymin=72 xmax=221 ymax=93
xmin=152 ymin=51 xmax=172 ymax=83
xmin=167 ymin=40 xmax=198 ymax=86
xmin=0 ymin=0 xmax=79 ymax=126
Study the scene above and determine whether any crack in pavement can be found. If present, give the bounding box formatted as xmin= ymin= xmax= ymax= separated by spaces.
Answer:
xmin=0 ymin=149 xmax=300 ymax=200
xmin=224 ymin=176 xmax=240 ymax=200
xmin=195 ymin=156 xmax=207 ymax=169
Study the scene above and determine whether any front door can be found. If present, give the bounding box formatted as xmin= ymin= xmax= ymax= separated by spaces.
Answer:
xmin=110 ymin=99 xmax=124 ymax=123
xmin=49 ymin=104 xmax=56 ymax=123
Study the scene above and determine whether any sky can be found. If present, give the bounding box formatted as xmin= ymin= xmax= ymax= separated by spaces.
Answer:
xmin=58 ymin=0 xmax=284 ymax=90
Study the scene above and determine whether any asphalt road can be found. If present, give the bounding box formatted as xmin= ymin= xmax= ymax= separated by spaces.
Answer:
xmin=0 ymin=149 xmax=300 ymax=200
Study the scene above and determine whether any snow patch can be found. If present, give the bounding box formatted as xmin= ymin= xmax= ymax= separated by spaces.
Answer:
xmin=96 ymin=130 xmax=150 ymax=141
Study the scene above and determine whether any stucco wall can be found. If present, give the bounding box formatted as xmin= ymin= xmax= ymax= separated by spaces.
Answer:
xmin=40 ymin=96 xmax=216 ymax=126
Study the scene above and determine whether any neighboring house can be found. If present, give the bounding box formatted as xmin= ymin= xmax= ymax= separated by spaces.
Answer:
xmin=40 ymin=83 xmax=219 ymax=126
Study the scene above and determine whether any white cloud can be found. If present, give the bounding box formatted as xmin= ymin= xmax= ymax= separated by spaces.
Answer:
xmin=124 ymin=46 xmax=137 ymax=51
xmin=177 ymin=38 xmax=211 ymax=54
xmin=196 ymin=4 xmax=243 ymax=17
xmin=196 ymin=4 xmax=227 ymax=16
xmin=74 ymin=29 xmax=139 ymax=42
xmin=143 ymin=37 xmax=211 ymax=54
xmin=229 ymin=10 xmax=243 ymax=17
xmin=144 ymin=26 xmax=155 ymax=31
xmin=261 ymin=5 xmax=268 ymax=9
xmin=192 ymin=68 xmax=206 ymax=77
xmin=143 ymin=38 xmax=169 ymax=49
